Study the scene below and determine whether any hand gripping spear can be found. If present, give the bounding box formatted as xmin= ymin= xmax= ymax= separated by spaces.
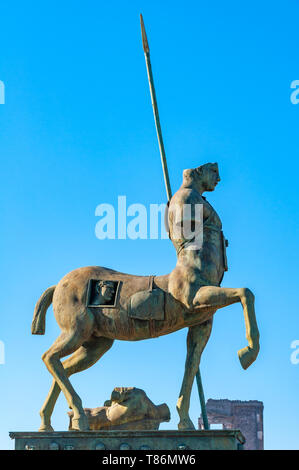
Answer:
xmin=140 ymin=14 xmax=209 ymax=430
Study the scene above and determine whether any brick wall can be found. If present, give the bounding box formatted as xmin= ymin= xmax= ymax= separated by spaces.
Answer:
xmin=198 ymin=399 xmax=264 ymax=450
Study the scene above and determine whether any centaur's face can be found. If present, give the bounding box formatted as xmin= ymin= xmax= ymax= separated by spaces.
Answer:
xmin=202 ymin=163 xmax=220 ymax=192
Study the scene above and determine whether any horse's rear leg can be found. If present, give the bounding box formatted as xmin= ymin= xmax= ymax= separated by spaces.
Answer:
xmin=41 ymin=331 xmax=92 ymax=431
xmin=194 ymin=286 xmax=260 ymax=369
xmin=177 ymin=320 xmax=213 ymax=430
xmin=39 ymin=336 xmax=114 ymax=432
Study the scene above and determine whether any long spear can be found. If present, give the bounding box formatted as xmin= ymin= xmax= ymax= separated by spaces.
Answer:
xmin=140 ymin=14 xmax=209 ymax=430
xmin=140 ymin=14 xmax=172 ymax=202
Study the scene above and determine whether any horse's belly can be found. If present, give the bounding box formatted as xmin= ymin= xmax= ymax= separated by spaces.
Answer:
xmin=92 ymin=292 xmax=185 ymax=341
xmin=91 ymin=307 xmax=149 ymax=341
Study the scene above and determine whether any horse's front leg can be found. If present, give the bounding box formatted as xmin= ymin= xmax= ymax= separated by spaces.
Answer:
xmin=177 ymin=320 xmax=213 ymax=430
xmin=237 ymin=288 xmax=260 ymax=369
xmin=193 ymin=286 xmax=260 ymax=369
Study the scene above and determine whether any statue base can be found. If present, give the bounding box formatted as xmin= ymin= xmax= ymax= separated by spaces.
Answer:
xmin=9 ymin=429 xmax=245 ymax=450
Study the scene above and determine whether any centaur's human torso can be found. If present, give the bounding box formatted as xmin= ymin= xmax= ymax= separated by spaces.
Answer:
xmin=167 ymin=171 xmax=228 ymax=309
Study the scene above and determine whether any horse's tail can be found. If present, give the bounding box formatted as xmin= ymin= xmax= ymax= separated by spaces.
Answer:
xmin=31 ymin=286 xmax=56 ymax=335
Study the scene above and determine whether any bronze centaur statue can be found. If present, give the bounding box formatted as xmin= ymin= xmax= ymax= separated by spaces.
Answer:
xmin=32 ymin=163 xmax=260 ymax=432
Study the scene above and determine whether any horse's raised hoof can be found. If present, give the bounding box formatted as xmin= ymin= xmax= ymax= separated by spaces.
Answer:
xmin=71 ymin=415 xmax=89 ymax=432
xmin=178 ymin=418 xmax=196 ymax=431
xmin=38 ymin=424 xmax=54 ymax=432
xmin=238 ymin=345 xmax=259 ymax=370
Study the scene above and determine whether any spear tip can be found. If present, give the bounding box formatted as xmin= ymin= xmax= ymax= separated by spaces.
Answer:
xmin=140 ymin=13 xmax=150 ymax=54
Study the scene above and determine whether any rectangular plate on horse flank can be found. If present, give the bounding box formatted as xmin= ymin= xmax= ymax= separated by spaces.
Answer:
xmin=86 ymin=279 xmax=121 ymax=308
xmin=128 ymin=288 xmax=165 ymax=321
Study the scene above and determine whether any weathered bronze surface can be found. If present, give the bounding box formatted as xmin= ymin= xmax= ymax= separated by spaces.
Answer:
xmin=68 ymin=387 xmax=170 ymax=431
xmin=32 ymin=163 xmax=260 ymax=433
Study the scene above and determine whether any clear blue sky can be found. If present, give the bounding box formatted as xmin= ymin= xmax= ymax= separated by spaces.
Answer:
xmin=0 ymin=0 xmax=298 ymax=450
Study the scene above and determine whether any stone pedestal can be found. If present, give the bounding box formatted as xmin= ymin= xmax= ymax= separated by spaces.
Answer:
xmin=10 ymin=430 xmax=245 ymax=450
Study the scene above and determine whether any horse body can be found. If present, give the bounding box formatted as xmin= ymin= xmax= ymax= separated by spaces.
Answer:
xmin=51 ymin=266 xmax=212 ymax=343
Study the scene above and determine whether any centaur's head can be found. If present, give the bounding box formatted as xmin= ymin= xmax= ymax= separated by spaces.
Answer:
xmin=183 ymin=162 xmax=220 ymax=193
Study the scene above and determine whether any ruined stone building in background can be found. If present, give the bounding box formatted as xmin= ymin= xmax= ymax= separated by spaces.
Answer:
xmin=198 ymin=399 xmax=264 ymax=450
